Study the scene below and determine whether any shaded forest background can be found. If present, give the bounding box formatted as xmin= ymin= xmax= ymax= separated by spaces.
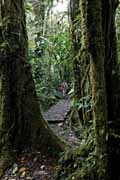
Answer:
xmin=0 ymin=0 xmax=120 ymax=180
xmin=27 ymin=0 xmax=73 ymax=110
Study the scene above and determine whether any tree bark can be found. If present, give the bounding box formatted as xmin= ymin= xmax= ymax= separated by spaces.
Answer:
xmin=69 ymin=0 xmax=82 ymax=124
xmin=80 ymin=0 xmax=108 ymax=179
xmin=69 ymin=0 xmax=81 ymax=101
xmin=0 ymin=0 xmax=64 ymax=176
xmin=102 ymin=1 xmax=120 ymax=179
xmin=70 ymin=0 xmax=92 ymax=125
xmin=102 ymin=0 xmax=119 ymax=123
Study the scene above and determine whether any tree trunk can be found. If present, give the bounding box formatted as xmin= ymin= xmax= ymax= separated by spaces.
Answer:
xmin=102 ymin=0 xmax=119 ymax=123
xmin=0 ymin=0 xmax=64 ymax=176
xmin=69 ymin=0 xmax=81 ymax=101
xmin=69 ymin=0 xmax=84 ymax=125
xmin=102 ymin=1 xmax=120 ymax=179
xmin=80 ymin=0 xmax=108 ymax=179
xmin=70 ymin=0 xmax=92 ymax=125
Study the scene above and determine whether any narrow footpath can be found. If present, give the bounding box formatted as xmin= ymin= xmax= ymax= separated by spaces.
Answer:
xmin=2 ymin=99 xmax=80 ymax=180
xmin=43 ymin=99 xmax=71 ymax=122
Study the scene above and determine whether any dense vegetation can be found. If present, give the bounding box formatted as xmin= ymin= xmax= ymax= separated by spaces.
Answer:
xmin=0 ymin=0 xmax=120 ymax=180
xmin=27 ymin=0 xmax=73 ymax=110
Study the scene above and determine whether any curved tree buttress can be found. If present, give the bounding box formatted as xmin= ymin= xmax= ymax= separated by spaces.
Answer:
xmin=0 ymin=0 xmax=64 ymax=176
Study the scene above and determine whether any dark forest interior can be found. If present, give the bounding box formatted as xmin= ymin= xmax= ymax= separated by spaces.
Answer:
xmin=0 ymin=0 xmax=120 ymax=180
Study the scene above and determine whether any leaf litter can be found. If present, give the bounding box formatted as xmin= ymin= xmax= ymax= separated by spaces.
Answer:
xmin=2 ymin=150 xmax=56 ymax=180
xmin=2 ymin=99 xmax=80 ymax=180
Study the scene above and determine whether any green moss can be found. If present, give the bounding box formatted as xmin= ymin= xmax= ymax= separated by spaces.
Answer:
xmin=55 ymin=131 xmax=97 ymax=180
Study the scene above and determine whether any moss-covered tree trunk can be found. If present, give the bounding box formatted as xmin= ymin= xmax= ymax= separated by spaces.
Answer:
xmin=80 ymin=0 xmax=108 ymax=179
xmin=69 ymin=0 xmax=82 ymax=124
xmin=0 ymin=0 xmax=64 ymax=176
xmin=70 ymin=0 xmax=92 ymax=125
xmin=70 ymin=0 xmax=81 ymax=101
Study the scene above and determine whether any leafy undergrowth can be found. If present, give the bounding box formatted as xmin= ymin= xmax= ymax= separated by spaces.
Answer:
xmin=55 ymin=146 xmax=96 ymax=180
xmin=2 ymin=150 xmax=56 ymax=180
xmin=55 ymin=125 xmax=97 ymax=180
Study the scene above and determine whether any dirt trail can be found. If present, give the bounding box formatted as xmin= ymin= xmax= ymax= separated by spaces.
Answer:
xmin=43 ymin=99 xmax=71 ymax=122
xmin=2 ymin=99 xmax=80 ymax=180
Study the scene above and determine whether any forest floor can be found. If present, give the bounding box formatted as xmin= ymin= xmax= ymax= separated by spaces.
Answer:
xmin=43 ymin=99 xmax=71 ymax=123
xmin=2 ymin=99 xmax=80 ymax=180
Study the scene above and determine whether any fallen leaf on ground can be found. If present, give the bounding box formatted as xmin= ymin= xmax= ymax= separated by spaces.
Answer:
xmin=19 ymin=167 xmax=26 ymax=173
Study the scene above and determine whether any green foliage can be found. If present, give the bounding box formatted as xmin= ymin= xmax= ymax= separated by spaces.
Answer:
xmin=26 ymin=1 xmax=73 ymax=110
xmin=25 ymin=1 xmax=33 ymax=13
xmin=71 ymin=95 xmax=93 ymax=112
xmin=55 ymin=125 xmax=97 ymax=180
